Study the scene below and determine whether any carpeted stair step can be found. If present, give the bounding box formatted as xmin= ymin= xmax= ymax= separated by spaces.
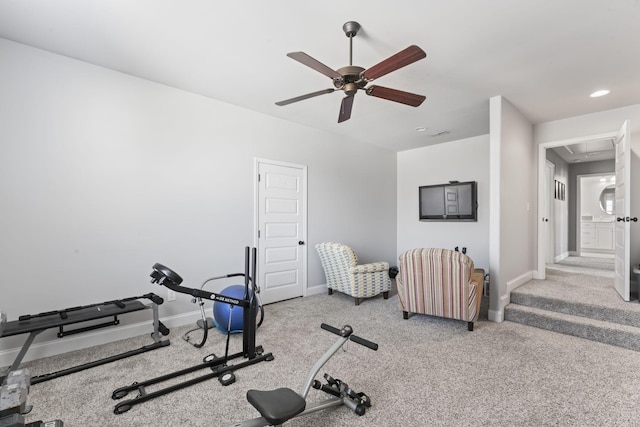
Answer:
xmin=505 ymin=303 xmax=640 ymax=351
xmin=509 ymin=291 xmax=640 ymax=328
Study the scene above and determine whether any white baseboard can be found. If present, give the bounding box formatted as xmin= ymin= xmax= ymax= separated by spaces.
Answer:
xmin=507 ymin=270 xmax=534 ymax=294
xmin=554 ymin=252 xmax=569 ymax=263
xmin=488 ymin=308 xmax=504 ymax=323
xmin=580 ymin=251 xmax=615 ymax=259
xmin=488 ymin=270 xmax=534 ymax=323
xmin=0 ymin=311 xmax=200 ymax=368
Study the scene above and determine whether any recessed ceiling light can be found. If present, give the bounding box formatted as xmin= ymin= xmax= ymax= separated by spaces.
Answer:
xmin=590 ymin=89 xmax=610 ymax=98
xmin=415 ymin=126 xmax=428 ymax=132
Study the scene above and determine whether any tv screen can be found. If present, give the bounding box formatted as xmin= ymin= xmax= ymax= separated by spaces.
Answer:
xmin=419 ymin=181 xmax=477 ymax=221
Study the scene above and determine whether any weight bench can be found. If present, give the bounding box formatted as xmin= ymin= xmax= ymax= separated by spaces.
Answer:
xmin=0 ymin=293 xmax=170 ymax=386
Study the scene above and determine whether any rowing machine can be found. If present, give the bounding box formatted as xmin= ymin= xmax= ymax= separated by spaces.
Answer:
xmin=228 ymin=323 xmax=377 ymax=427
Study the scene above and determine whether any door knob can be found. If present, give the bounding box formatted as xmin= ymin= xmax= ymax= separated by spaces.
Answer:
xmin=617 ymin=217 xmax=625 ymax=222
xmin=298 ymin=241 xmax=305 ymax=245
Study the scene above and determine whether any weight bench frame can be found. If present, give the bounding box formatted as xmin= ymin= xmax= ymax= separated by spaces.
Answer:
xmin=1 ymin=293 xmax=170 ymax=386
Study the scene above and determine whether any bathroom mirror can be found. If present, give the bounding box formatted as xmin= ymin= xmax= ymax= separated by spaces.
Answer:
xmin=599 ymin=185 xmax=615 ymax=215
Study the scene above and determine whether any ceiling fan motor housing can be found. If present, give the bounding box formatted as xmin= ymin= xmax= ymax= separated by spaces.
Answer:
xmin=335 ymin=65 xmax=366 ymax=95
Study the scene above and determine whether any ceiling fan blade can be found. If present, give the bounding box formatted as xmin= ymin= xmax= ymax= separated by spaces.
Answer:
xmin=286 ymin=52 xmax=343 ymax=80
xmin=366 ymin=85 xmax=426 ymax=107
xmin=338 ymin=95 xmax=355 ymax=123
xmin=275 ymin=88 xmax=335 ymax=106
xmin=362 ymin=45 xmax=427 ymax=81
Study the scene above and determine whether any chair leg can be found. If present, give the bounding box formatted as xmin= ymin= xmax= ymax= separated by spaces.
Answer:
xmin=403 ymin=311 xmax=409 ymax=320
xmin=383 ymin=291 xmax=389 ymax=299
xmin=328 ymin=288 xmax=333 ymax=295
xmin=467 ymin=322 xmax=474 ymax=331
xmin=354 ymin=298 xmax=360 ymax=306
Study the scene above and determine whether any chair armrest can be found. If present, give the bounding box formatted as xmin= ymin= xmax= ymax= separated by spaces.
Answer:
xmin=470 ymin=269 xmax=484 ymax=288
xmin=350 ymin=262 xmax=389 ymax=274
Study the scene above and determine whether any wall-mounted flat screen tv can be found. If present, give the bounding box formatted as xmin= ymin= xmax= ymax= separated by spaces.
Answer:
xmin=419 ymin=181 xmax=478 ymax=221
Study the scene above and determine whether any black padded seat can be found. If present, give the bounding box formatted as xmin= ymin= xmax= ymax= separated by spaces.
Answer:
xmin=246 ymin=387 xmax=306 ymax=425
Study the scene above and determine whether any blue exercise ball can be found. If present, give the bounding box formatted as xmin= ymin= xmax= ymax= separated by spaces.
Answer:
xmin=213 ymin=285 xmax=245 ymax=333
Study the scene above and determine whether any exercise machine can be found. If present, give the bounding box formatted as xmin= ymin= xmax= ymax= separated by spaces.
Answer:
xmin=0 ymin=368 xmax=63 ymax=427
xmin=111 ymin=246 xmax=273 ymax=414
xmin=0 ymin=294 xmax=170 ymax=386
xmin=182 ymin=280 xmax=264 ymax=348
xmin=228 ymin=323 xmax=377 ymax=427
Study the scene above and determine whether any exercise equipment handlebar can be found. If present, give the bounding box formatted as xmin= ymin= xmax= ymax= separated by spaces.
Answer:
xmin=151 ymin=263 xmax=250 ymax=308
xmin=320 ymin=323 xmax=378 ymax=351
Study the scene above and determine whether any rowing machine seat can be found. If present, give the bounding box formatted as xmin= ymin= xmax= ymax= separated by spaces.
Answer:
xmin=246 ymin=388 xmax=306 ymax=426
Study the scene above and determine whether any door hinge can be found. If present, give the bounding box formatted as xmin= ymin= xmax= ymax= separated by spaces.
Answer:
xmin=258 ymin=230 xmax=261 ymax=238
xmin=258 ymin=174 xmax=261 ymax=182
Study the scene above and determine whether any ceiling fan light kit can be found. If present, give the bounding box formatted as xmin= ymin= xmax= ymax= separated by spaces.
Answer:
xmin=276 ymin=21 xmax=427 ymax=123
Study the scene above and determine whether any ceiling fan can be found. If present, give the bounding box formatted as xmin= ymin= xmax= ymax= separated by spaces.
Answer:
xmin=275 ymin=21 xmax=427 ymax=123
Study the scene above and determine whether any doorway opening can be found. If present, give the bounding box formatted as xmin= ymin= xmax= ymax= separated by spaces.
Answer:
xmin=536 ymin=131 xmax=617 ymax=281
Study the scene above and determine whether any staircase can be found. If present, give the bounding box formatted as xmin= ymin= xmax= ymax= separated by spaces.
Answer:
xmin=504 ymin=269 xmax=640 ymax=352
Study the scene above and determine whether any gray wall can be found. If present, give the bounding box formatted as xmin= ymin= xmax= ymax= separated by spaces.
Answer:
xmin=396 ymin=135 xmax=490 ymax=270
xmin=0 ymin=39 xmax=397 ymax=361
xmin=489 ymin=96 xmax=535 ymax=321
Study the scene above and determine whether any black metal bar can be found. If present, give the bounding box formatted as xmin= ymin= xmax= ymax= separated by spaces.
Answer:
xmin=243 ymin=247 xmax=257 ymax=359
xmin=113 ymin=351 xmax=274 ymax=414
xmin=31 ymin=340 xmax=170 ymax=385
xmin=57 ymin=317 xmax=120 ymax=338
xmin=111 ymin=348 xmax=248 ymax=398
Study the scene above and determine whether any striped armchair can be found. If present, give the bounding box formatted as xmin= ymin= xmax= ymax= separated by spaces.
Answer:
xmin=315 ymin=242 xmax=391 ymax=306
xmin=397 ymin=248 xmax=484 ymax=331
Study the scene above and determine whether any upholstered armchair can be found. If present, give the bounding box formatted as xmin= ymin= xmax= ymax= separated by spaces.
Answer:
xmin=315 ymin=242 xmax=391 ymax=306
xmin=397 ymin=248 xmax=484 ymax=331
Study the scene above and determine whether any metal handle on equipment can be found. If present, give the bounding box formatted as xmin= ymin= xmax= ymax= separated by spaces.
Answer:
xmin=320 ymin=323 xmax=378 ymax=351
xmin=349 ymin=334 xmax=378 ymax=351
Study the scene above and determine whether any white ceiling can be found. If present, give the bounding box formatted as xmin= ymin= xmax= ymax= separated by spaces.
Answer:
xmin=1 ymin=1 xmax=639 ymax=152
xmin=550 ymin=137 xmax=616 ymax=164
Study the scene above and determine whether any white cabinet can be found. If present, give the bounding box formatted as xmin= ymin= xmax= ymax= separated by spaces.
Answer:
xmin=581 ymin=221 xmax=614 ymax=251
xmin=595 ymin=223 xmax=614 ymax=250
xmin=581 ymin=222 xmax=596 ymax=249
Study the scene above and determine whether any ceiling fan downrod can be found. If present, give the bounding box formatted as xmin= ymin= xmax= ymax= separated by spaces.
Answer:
xmin=342 ymin=21 xmax=361 ymax=66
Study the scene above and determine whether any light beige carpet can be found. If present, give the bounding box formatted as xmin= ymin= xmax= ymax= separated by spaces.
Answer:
xmin=8 ymin=287 xmax=640 ymax=427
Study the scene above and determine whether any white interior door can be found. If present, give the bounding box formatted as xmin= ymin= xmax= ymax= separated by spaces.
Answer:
xmin=256 ymin=159 xmax=307 ymax=304
xmin=545 ymin=161 xmax=555 ymax=263
xmin=614 ymin=120 xmax=631 ymax=301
